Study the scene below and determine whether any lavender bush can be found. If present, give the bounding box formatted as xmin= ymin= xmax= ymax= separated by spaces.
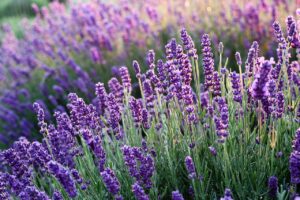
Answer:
xmin=1 ymin=10 xmax=300 ymax=198
xmin=0 ymin=0 xmax=298 ymax=147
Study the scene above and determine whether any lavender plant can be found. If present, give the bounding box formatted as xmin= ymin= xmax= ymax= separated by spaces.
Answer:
xmin=1 ymin=12 xmax=300 ymax=198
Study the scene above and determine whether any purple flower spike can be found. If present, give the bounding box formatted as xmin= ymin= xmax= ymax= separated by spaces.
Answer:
xmin=213 ymin=71 xmax=221 ymax=97
xmin=47 ymin=161 xmax=77 ymax=198
xmin=95 ymin=82 xmax=107 ymax=115
xmin=290 ymin=129 xmax=300 ymax=184
xmin=185 ymin=156 xmax=196 ymax=179
xmin=147 ymin=50 xmax=155 ymax=69
xmin=19 ymin=186 xmax=50 ymax=200
xmin=235 ymin=52 xmax=242 ymax=66
xmin=108 ymin=78 xmax=124 ymax=104
xmin=230 ymin=72 xmax=242 ymax=103
xmin=250 ymin=60 xmax=272 ymax=100
xmin=101 ymin=168 xmax=121 ymax=196
xmin=181 ymin=28 xmax=197 ymax=58
xmin=172 ymin=190 xmax=185 ymax=200
xmin=201 ymin=34 xmax=214 ymax=91
xmin=209 ymin=146 xmax=217 ymax=156
xmin=220 ymin=188 xmax=233 ymax=200
xmin=268 ymin=176 xmax=278 ymax=199
xmin=119 ymin=66 xmax=131 ymax=93
xmin=132 ymin=182 xmax=149 ymax=200
xmin=133 ymin=60 xmax=141 ymax=78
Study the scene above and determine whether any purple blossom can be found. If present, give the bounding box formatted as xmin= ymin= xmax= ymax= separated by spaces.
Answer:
xmin=129 ymin=97 xmax=143 ymax=127
xmin=119 ymin=66 xmax=131 ymax=93
xmin=47 ymin=161 xmax=77 ymax=198
xmin=133 ymin=60 xmax=141 ymax=78
xmin=185 ymin=156 xmax=196 ymax=179
xmin=209 ymin=146 xmax=217 ymax=156
xmin=182 ymin=85 xmax=197 ymax=123
xmin=268 ymin=176 xmax=278 ymax=199
xmin=108 ymin=78 xmax=124 ymax=104
xmin=230 ymin=72 xmax=242 ymax=103
xmin=132 ymin=182 xmax=149 ymax=200
xmin=52 ymin=190 xmax=63 ymax=200
xmin=106 ymin=93 xmax=122 ymax=138
xmin=19 ymin=186 xmax=50 ymax=200
xmin=101 ymin=168 xmax=121 ymax=196
xmin=235 ymin=52 xmax=242 ymax=66
xmin=95 ymin=82 xmax=107 ymax=115
xmin=180 ymin=28 xmax=196 ymax=57
xmin=250 ymin=60 xmax=272 ymax=100
xmin=213 ymin=71 xmax=221 ymax=97
xmin=142 ymin=79 xmax=155 ymax=115
xmin=214 ymin=97 xmax=229 ymax=143
xmin=142 ymin=109 xmax=150 ymax=129
xmin=147 ymin=50 xmax=155 ymax=69
xmin=220 ymin=188 xmax=233 ymax=200
xmin=172 ymin=190 xmax=185 ymax=200
xmin=201 ymin=34 xmax=214 ymax=90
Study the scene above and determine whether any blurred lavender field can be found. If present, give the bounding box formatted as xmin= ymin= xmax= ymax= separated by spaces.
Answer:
xmin=0 ymin=0 xmax=298 ymax=147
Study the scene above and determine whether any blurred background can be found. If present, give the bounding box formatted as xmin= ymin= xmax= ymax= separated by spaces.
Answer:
xmin=0 ymin=0 xmax=66 ymax=36
xmin=0 ymin=0 xmax=299 ymax=148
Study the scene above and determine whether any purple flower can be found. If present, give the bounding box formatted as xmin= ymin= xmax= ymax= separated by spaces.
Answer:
xmin=47 ymin=161 xmax=77 ymax=198
xmin=129 ymin=97 xmax=143 ymax=127
xmin=52 ymin=190 xmax=63 ymax=200
xmin=276 ymin=92 xmax=284 ymax=118
xmin=133 ymin=60 xmax=141 ymax=78
xmin=33 ymin=102 xmax=47 ymax=134
xmin=230 ymin=72 xmax=242 ymax=103
xmin=108 ymin=78 xmax=124 ymax=104
xmin=246 ymin=41 xmax=259 ymax=78
xmin=250 ymin=60 xmax=272 ymax=100
xmin=95 ymin=82 xmax=107 ymax=115
xmin=273 ymin=21 xmax=287 ymax=48
xmin=214 ymin=97 xmax=229 ymax=143
xmin=213 ymin=71 xmax=221 ymax=97
xmin=101 ymin=168 xmax=121 ymax=196
xmin=235 ymin=52 xmax=242 ymax=66
xmin=28 ymin=141 xmax=51 ymax=171
xmin=119 ymin=66 xmax=131 ymax=93
xmin=201 ymin=34 xmax=214 ymax=90
xmin=142 ymin=109 xmax=150 ymax=129
xmin=220 ymin=188 xmax=233 ymax=200
xmin=142 ymin=79 xmax=155 ymax=116
xmin=106 ymin=93 xmax=122 ymax=138
xmin=147 ymin=50 xmax=155 ymax=69
xmin=122 ymin=145 xmax=155 ymax=189
xmin=19 ymin=186 xmax=50 ymax=200
xmin=182 ymin=85 xmax=197 ymax=123
xmin=180 ymin=28 xmax=197 ymax=57
xmin=268 ymin=176 xmax=278 ymax=199
xmin=132 ymin=182 xmax=149 ymax=200
xmin=209 ymin=146 xmax=217 ymax=156
xmin=185 ymin=156 xmax=196 ymax=179
xmin=172 ymin=190 xmax=184 ymax=200
xmin=290 ymin=129 xmax=300 ymax=184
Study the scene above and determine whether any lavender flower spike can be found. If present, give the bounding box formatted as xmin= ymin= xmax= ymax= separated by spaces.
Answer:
xmin=220 ymin=188 xmax=233 ymax=200
xmin=172 ymin=190 xmax=185 ymax=200
xmin=268 ymin=176 xmax=278 ymax=199
xmin=47 ymin=161 xmax=77 ymax=198
xmin=185 ymin=156 xmax=196 ymax=179
xmin=201 ymin=34 xmax=214 ymax=91
xmin=132 ymin=182 xmax=149 ymax=200
xmin=101 ymin=168 xmax=121 ymax=196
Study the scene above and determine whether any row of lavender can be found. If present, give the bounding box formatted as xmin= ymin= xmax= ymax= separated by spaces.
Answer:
xmin=1 ymin=10 xmax=300 ymax=199
xmin=0 ymin=0 xmax=297 ymax=146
